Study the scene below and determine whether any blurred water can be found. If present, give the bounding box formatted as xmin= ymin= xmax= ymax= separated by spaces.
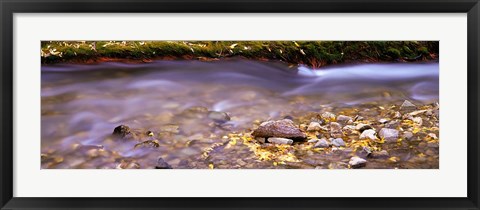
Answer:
xmin=41 ymin=59 xmax=439 ymax=169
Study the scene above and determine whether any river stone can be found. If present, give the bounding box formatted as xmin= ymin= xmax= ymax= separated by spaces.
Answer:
xmin=308 ymin=139 xmax=319 ymax=143
xmin=331 ymin=138 xmax=346 ymax=147
xmin=207 ymin=111 xmax=230 ymax=124
xmin=379 ymin=128 xmax=399 ymax=142
xmin=356 ymin=123 xmax=373 ymax=133
xmin=378 ymin=118 xmax=389 ymax=124
xmin=330 ymin=122 xmax=342 ymax=133
xmin=321 ymin=112 xmax=336 ymax=120
xmin=314 ymin=138 xmax=329 ymax=148
xmin=336 ymin=115 xmax=352 ymax=124
xmin=252 ymin=119 xmax=306 ymax=140
xmin=112 ymin=125 xmax=131 ymax=138
xmin=370 ymin=150 xmax=390 ymax=159
xmin=359 ymin=129 xmax=376 ymax=140
xmin=400 ymin=100 xmax=416 ymax=111
xmin=307 ymin=122 xmax=322 ymax=132
xmin=403 ymin=131 xmax=414 ymax=140
xmin=267 ymin=137 xmax=294 ymax=145
xmin=155 ymin=158 xmax=172 ymax=169
xmin=349 ymin=156 xmax=367 ymax=168
xmin=413 ymin=117 xmax=423 ymax=126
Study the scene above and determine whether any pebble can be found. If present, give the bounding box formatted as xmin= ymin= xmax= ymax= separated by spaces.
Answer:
xmin=331 ymin=138 xmax=346 ymax=147
xmin=307 ymin=139 xmax=319 ymax=143
xmin=336 ymin=115 xmax=352 ymax=124
xmin=427 ymin=133 xmax=438 ymax=140
xmin=378 ymin=128 xmax=399 ymax=142
xmin=314 ymin=138 xmax=330 ymax=148
xmin=359 ymin=129 xmax=376 ymax=140
xmin=393 ymin=111 xmax=402 ymax=119
xmin=403 ymin=131 xmax=414 ymax=140
xmin=400 ymin=100 xmax=416 ymax=111
xmin=378 ymin=118 xmax=389 ymax=124
xmin=321 ymin=112 xmax=336 ymax=120
xmin=155 ymin=158 xmax=172 ymax=169
xmin=356 ymin=123 xmax=373 ymax=132
xmin=252 ymin=119 xmax=306 ymax=140
xmin=370 ymin=150 xmax=390 ymax=159
xmin=330 ymin=122 xmax=342 ymax=133
xmin=267 ymin=137 xmax=294 ymax=145
xmin=349 ymin=156 xmax=367 ymax=168
xmin=307 ymin=122 xmax=322 ymax=132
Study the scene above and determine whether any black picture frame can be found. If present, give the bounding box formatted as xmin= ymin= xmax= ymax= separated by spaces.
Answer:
xmin=1 ymin=0 xmax=479 ymax=209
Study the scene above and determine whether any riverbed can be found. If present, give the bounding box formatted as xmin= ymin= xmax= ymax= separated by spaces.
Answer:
xmin=41 ymin=59 xmax=439 ymax=169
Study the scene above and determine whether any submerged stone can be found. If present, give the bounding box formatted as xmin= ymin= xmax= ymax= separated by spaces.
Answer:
xmin=252 ymin=119 xmax=306 ymax=140
xmin=112 ymin=125 xmax=131 ymax=138
xmin=331 ymin=138 xmax=346 ymax=147
xmin=207 ymin=111 xmax=231 ymax=124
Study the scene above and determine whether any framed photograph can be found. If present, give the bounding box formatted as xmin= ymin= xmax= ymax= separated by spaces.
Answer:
xmin=1 ymin=0 xmax=479 ymax=209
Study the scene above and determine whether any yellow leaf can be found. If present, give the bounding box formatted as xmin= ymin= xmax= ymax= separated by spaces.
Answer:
xmin=209 ymin=163 xmax=214 ymax=169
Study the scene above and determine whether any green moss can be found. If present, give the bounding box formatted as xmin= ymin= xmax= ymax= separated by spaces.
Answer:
xmin=41 ymin=41 xmax=439 ymax=67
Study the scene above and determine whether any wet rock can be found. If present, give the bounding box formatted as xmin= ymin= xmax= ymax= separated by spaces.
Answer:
xmin=307 ymin=122 xmax=322 ymax=132
xmin=330 ymin=122 xmax=342 ymax=133
xmin=379 ymin=128 xmax=399 ymax=142
xmin=267 ymin=137 xmax=294 ymax=145
xmin=155 ymin=158 xmax=172 ymax=169
xmin=358 ymin=146 xmax=372 ymax=157
xmin=349 ymin=156 xmax=367 ymax=168
xmin=356 ymin=123 xmax=373 ymax=133
xmin=385 ymin=120 xmax=400 ymax=128
xmin=331 ymin=138 xmax=346 ymax=147
xmin=400 ymin=100 xmax=416 ymax=111
xmin=336 ymin=115 xmax=352 ymax=124
xmin=321 ymin=112 xmax=336 ymax=120
xmin=252 ymin=119 xmax=307 ymax=140
xmin=370 ymin=150 xmax=390 ymax=159
xmin=208 ymin=111 xmax=231 ymax=124
xmin=378 ymin=118 xmax=389 ymax=124
xmin=359 ymin=129 xmax=376 ymax=140
xmin=112 ymin=125 xmax=131 ymax=138
xmin=314 ymin=138 xmax=329 ymax=148
xmin=403 ymin=131 xmax=414 ymax=140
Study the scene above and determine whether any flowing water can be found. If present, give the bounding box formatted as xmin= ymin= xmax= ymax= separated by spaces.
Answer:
xmin=41 ymin=59 xmax=439 ymax=169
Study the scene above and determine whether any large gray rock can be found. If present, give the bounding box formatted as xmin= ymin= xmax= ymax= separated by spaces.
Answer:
xmin=379 ymin=128 xmax=399 ymax=142
xmin=252 ymin=119 xmax=307 ymax=140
